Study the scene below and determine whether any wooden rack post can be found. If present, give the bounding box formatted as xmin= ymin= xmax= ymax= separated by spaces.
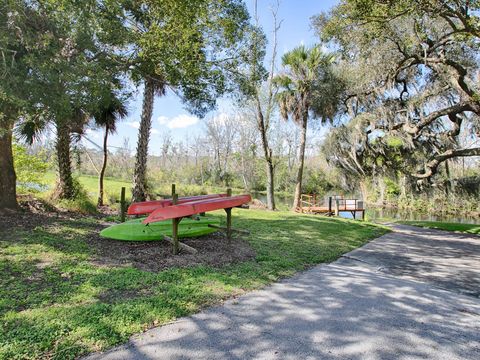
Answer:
xmin=171 ymin=184 xmax=180 ymax=255
xmin=120 ymin=187 xmax=126 ymax=222
xmin=225 ymin=188 xmax=232 ymax=241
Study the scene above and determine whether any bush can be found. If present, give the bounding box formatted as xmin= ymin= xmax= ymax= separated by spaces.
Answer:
xmin=56 ymin=196 xmax=97 ymax=214
xmin=13 ymin=143 xmax=50 ymax=193
xmin=50 ymin=178 xmax=97 ymax=214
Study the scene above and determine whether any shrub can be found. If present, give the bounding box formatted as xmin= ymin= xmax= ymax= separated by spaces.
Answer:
xmin=51 ymin=178 xmax=97 ymax=214
xmin=13 ymin=143 xmax=49 ymax=193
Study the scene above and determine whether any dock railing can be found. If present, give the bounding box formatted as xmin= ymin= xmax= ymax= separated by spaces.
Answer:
xmin=299 ymin=194 xmax=324 ymax=211
xmin=298 ymin=194 xmax=365 ymax=219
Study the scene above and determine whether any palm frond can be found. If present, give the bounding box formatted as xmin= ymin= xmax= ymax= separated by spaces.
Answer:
xmin=14 ymin=112 xmax=49 ymax=145
xmin=93 ymin=92 xmax=129 ymax=134
xmin=274 ymin=43 xmax=338 ymax=125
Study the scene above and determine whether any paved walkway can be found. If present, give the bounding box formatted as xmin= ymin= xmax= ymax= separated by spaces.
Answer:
xmin=86 ymin=225 xmax=480 ymax=360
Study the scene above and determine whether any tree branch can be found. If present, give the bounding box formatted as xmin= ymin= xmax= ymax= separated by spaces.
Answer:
xmin=414 ymin=146 xmax=480 ymax=179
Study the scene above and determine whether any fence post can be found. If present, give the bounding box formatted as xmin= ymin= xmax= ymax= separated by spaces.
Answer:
xmin=171 ymin=184 xmax=179 ymax=255
xmin=225 ymin=188 xmax=232 ymax=241
xmin=335 ymin=198 xmax=339 ymax=216
xmin=120 ymin=187 xmax=126 ymax=222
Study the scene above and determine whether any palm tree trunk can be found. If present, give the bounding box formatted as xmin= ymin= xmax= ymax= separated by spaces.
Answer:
xmin=0 ymin=121 xmax=18 ymax=211
xmin=133 ymin=78 xmax=155 ymax=202
xmin=53 ymin=121 xmax=75 ymax=199
xmin=293 ymin=116 xmax=308 ymax=209
xmin=97 ymin=128 xmax=109 ymax=207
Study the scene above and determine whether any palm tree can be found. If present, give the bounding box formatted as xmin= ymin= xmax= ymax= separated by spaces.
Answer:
xmin=16 ymin=106 xmax=89 ymax=200
xmin=132 ymin=76 xmax=166 ymax=202
xmin=274 ymin=45 xmax=335 ymax=209
xmin=93 ymin=95 xmax=128 ymax=207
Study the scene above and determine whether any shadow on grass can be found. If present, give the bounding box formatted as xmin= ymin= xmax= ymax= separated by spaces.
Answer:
xmin=0 ymin=209 xmax=387 ymax=359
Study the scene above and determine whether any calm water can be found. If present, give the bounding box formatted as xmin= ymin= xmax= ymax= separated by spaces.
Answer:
xmin=251 ymin=193 xmax=480 ymax=225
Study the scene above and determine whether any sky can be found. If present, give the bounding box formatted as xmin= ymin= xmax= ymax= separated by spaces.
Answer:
xmin=83 ymin=0 xmax=339 ymax=155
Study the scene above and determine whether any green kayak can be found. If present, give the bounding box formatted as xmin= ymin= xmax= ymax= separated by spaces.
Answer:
xmin=100 ymin=216 xmax=220 ymax=241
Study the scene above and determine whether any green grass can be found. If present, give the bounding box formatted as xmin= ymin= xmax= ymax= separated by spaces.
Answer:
xmin=42 ymin=172 xmax=131 ymax=206
xmin=0 ymin=209 xmax=388 ymax=359
xmin=42 ymin=172 xmax=245 ymax=206
xmin=398 ymin=220 xmax=480 ymax=234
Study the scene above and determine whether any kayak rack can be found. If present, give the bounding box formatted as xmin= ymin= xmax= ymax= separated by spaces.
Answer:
xmin=168 ymin=185 xmax=250 ymax=254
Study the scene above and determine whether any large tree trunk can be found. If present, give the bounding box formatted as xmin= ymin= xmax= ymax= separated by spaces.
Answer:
xmin=97 ymin=128 xmax=109 ymax=207
xmin=256 ymin=101 xmax=276 ymax=210
xmin=293 ymin=116 xmax=308 ymax=210
xmin=0 ymin=121 xmax=18 ymax=211
xmin=378 ymin=177 xmax=386 ymax=205
xmin=133 ymin=79 xmax=155 ymax=202
xmin=53 ymin=121 xmax=75 ymax=199
xmin=359 ymin=180 xmax=369 ymax=203
xmin=265 ymin=160 xmax=275 ymax=210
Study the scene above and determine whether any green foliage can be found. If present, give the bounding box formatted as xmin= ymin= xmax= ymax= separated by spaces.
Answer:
xmin=384 ymin=178 xmax=400 ymax=197
xmin=399 ymin=221 xmax=480 ymax=234
xmin=385 ymin=136 xmax=403 ymax=149
xmin=55 ymin=196 xmax=97 ymax=215
xmin=128 ymin=0 xmax=252 ymax=116
xmin=0 ymin=209 xmax=387 ymax=359
xmin=274 ymin=44 xmax=339 ymax=124
xmin=38 ymin=172 xmax=248 ymax=206
xmin=12 ymin=144 xmax=49 ymax=191
xmin=396 ymin=193 xmax=480 ymax=216
xmin=51 ymin=178 xmax=97 ymax=214
xmin=316 ymin=0 xmax=480 ymax=186
xmin=302 ymin=168 xmax=336 ymax=195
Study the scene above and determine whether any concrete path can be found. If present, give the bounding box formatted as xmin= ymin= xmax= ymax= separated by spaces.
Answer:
xmin=85 ymin=225 xmax=480 ymax=360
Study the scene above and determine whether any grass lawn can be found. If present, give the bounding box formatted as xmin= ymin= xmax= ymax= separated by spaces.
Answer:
xmin=42 ymin=172 xmax=245 ymax=205
xmin=399 ymin=220 xmax=480 ymax=234
xmin=0 ymin=209 xmax=388 ymax=359
xmin=42 ymin=172 xmax=131 ymax=202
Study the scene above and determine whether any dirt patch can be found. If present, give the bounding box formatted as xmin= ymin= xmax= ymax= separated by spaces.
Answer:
xmin=0 ymin=208 xmax=256 ymax=273
xmin=0 ymin=208 xmax=60 ymax=232
xmin=86 ymin=230 xmax=256 ymax=272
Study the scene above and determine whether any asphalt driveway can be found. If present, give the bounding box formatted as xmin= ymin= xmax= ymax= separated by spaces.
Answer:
xmin=85 ymin=224 xmax=480 ymax=360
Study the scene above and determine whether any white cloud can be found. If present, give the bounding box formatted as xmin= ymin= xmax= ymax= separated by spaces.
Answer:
xmin=127 ymin=121 xmax=140 ymax=129
xmin=151 ymin=128 xmax=160 ymax=135
xmin=157 ymin=114 xmax=199 ymax=129
xmin=157 ymin=116 xmax=168 ymax=125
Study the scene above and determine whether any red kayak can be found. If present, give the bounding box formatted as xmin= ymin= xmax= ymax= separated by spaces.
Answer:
xmin=143 ymin=195 xmax=251 ymax=224
xmin=128 ymin=193 xmax=228 ymax=215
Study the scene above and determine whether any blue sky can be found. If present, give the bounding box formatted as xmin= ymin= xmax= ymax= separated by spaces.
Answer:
xmin=84 ymin=0 xmax=339 ymax=155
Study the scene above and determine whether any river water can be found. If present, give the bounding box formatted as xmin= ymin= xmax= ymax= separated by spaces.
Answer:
xmin=251 ymin=193 xmax=480 ymax=224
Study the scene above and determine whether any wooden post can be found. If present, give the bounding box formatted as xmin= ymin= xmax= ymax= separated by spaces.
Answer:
xmin=164 ymin=235 xmax=197 ymax=254
xmin=120 ymin=187 xmax=126 ymax=222
xmin=225 ymin=188 xmax=232 ymax=241
xmin=328 ymin=196 xmax=332 ymax=216
xmin=335 ymin=198 xmax=339 ymax=216
xmin=171 ymin=185 xmax=180 ymax=255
